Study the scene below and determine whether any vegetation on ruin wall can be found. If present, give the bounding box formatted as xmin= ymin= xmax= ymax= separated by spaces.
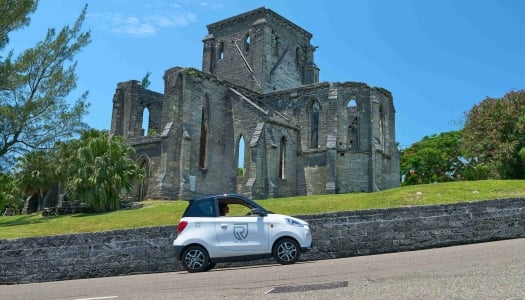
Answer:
xmin=1 ymin=180 xmax=524 ymax=240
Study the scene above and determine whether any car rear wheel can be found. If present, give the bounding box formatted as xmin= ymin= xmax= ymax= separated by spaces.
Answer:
xmin=273 ymin=237 xmax=300 ymax=265
xmin=181 ymin=245 xmax=210 ymax=273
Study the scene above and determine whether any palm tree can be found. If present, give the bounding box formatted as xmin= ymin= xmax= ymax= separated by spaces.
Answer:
xmin=15 ymin=150 xmax=55 ymax=212
xmin=64 ymin=129 xmax=143 ymax=212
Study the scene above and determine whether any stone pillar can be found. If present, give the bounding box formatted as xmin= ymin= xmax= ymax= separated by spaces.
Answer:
xmin=326 ymin=134 xmax=336 ymax=194
xmin=201 ymin=34 xmax=215 ymax=74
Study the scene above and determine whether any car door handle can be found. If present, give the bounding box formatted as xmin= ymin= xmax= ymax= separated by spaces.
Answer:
xmin=220 ymin=224 xmax=228 ymax=229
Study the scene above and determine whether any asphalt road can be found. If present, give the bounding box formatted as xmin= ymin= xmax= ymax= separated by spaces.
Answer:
xmin=2 ymin=238 xmax=525 ymax=300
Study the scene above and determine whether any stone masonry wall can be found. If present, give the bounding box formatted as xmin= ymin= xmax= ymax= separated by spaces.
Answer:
xmin=1 ymin=198 xmax=524 ymax=284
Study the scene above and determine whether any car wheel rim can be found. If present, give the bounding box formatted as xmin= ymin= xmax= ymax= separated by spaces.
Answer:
xmin=277 ymin=241 xmax=297 ymax=261
xmin=185 ymin=249 xmax=205 ymax=270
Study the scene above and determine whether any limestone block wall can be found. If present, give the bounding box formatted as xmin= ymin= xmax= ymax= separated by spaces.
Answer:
xmin=1 ymin=198 xmax=524 ymax=284
xmin=301 ymin=198 xmax=525 ymax=260
xmin=0 ymin=226 xmax=179 ymax=284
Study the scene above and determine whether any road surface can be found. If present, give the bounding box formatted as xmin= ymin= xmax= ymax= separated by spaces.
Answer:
xmin=1 ymin=238 xmax=524 ymax=299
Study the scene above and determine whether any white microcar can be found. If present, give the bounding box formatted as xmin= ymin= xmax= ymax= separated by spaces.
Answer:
xmin=173 ymin=194 xmax=313 ymax=272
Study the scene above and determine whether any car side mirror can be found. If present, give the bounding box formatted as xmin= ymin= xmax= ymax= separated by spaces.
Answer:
xmin=251 ymin=208 xmax=267 ymax=217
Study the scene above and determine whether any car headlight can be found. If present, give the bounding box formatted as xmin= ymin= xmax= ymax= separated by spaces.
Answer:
xmin=285 ymin=217 xmax=305 ymax=227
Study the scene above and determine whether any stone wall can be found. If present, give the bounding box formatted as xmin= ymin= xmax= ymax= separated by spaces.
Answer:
xmin=301 ymin=198 xmax=525 ymax=260
xmin=1 ymin=198 xmax=524 ymax=284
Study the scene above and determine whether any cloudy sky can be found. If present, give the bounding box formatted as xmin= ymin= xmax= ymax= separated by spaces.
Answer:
xmin=7 ymin=0 xmax=525 ymax=148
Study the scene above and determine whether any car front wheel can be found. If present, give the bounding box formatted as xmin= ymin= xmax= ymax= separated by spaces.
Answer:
xmin=273 ymin=237 xmax=300 ymax=265
xmin=181 ymin=245 xmax=210 ymax=273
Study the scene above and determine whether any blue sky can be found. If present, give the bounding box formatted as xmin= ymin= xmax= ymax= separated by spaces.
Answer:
xmin=7 ymin=0 xmax=525 ymax=148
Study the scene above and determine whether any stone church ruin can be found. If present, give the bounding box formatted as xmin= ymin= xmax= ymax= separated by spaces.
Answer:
xmin=110 ymin=7 xmax=400 ymax=200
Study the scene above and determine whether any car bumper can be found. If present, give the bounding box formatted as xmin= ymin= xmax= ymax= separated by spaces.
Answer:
xmin=301 ymin=241 xmax=313 ymax=253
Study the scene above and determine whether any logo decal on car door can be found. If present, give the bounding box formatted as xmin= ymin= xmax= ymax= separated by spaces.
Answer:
xmin=233 ymin=223 xmax=248 ymax=241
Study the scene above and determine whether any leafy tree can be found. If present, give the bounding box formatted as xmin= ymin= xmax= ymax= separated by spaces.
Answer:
xmin=0 ymin=1 xmax=91 ymax=169
xmin=0 ymin=171 xmax=15 ymax=213
xmin=14 ymin=149 xmax=55 ymax=211
xmin=461 ymin=90 xmax=525 ymax=179
xmin=61 ymin=129 xmax=143 ymax=212
xmin=401 ymin=131 xmax=464 ymax=185
xmin=0 ymin=0 xmax=37 ymax=49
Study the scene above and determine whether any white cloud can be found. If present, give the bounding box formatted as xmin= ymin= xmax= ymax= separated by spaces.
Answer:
xmin=90 ymin=5 xmax=199 ymax=37
xmin=199 ymin=1 xmax=223 ymax=10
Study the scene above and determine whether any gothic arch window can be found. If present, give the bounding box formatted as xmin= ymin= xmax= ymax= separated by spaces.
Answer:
xmin=279 ymin=136 xmax=287 ymax=179
xmin=347 ymin=98 xmax=358 ymax=149
xmin=199 ymin=95 xmax=210 ymax=169
xmin=237 ymin=135 xmax=245 ymax=177
xmin=244 ymin=33 xmax=251 ymax=52
xmin=309 ymin=100 xmax=320 ymax=149
xmin=218 ymin=41 xmax=224 ymax=60
xmin=142 ymin=106 xmax=150 ymax=136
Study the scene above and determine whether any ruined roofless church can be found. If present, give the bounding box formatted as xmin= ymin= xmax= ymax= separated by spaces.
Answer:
xmin=110 ymin=7 xmax=400 ymax=200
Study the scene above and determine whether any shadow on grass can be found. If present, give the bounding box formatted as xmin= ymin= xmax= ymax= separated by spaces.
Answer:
xmin=0 ymin=215 xmax=53 ymax=227
xmin=71 ymin=211 xmax=112 ymax=218
xmin=0 ymin=211 xmax=112 ymax=227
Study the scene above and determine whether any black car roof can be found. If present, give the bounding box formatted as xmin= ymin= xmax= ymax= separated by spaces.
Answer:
xmin=188 ymin=194 xmax=251 ymax=202
xmin=187 ymin=194 xmax=265 ymax=209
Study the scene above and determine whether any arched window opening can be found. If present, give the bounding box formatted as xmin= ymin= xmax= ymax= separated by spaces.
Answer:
xmin=279 ymin=136 xmax=287 ymax=179
xmin=218 ymin=41 xmax=224 ymax=60
xmin=199 ymin=96 xmax=210 ymax=169
xmin=309 ymin=101 xmax=320 ymax=148
xmin=142 ymin=106 xmax=150 ymax=136
xmin=346 ymin=98 xmax=358 ymax=149
xmin=237 ymin=136 xmax=245 ymax=177
xmin=347 ymin=99 xmax=357 ymax=108
xmin=295 ymin=47 xmax=301 ymax=66
xmin=244 ymin=34 xmax=251 ymax=52
xmin=379 ymin=105 xmax=386 ymax=149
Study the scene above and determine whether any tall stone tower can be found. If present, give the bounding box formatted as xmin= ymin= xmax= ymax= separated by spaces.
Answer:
xmin=201 ymin=7 xmax=319 ymax=93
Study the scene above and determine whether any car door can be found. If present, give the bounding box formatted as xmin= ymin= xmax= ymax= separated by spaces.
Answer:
xmin=215 ymin=202 xmax=269 ymax=253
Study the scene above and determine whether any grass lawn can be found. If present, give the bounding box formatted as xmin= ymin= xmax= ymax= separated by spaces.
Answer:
xmin=1 ymin=180 xmax=524 ymax=240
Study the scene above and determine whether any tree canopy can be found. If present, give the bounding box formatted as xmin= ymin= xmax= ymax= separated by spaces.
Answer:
xmin=0 ymin=1 xmax=91 ymax=170
xmin=401 ymin=131 xmax=463 ymax=185
xmin=461 ymin=90 xmax=525 ymax=179
xmin=401 ymin=90 xmax=525 ymax=184
xmin=0 ymin=0 xmax=37 ymax=49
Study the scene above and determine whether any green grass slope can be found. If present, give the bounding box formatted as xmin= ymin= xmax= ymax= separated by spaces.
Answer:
xmin=1 ymin=180 xmax=524 ymax=240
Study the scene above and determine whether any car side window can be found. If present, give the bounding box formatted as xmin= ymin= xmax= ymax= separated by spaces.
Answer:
xmin=226 ymin=203 xmax=255 ymax=217
xmin=183 ymin=199 xmax=216 ymax=217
